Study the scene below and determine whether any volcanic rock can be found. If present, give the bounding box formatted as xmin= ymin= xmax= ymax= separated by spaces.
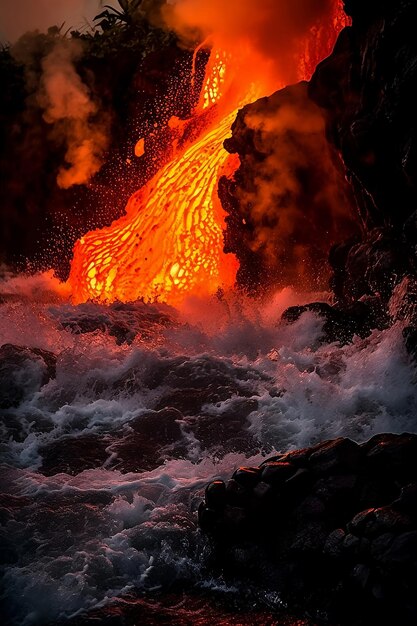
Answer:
xmin=198 ymin=434 xmax=417 ymax=624
xmin=219 ymin=0 xmax=417 ymax=350
xmin=283 ymin=296 xmax=390 ymax=345
xmin=0 ymin=343 xmax=56 ymax=409
xmin=39 ymin=433 xmax=110 ymax=476
xmin=309 ymin=0 xmax=417 ymax=306
xmin=39 ymin=408 xmax=186 ymax=475
xmin=219 ymin=81 xmax=359 ymax=295
xmin=56 ymin=301 xmax=176 ymax=345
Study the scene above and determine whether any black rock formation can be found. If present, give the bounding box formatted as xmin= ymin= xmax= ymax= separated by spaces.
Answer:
xmin=199 ymin=434 xmax=417 ymax=625
xmin=0 ymin=343 xmax=56 ymax=409
xmin=220 ymin=0 xmax=417 ymax=344
xmin=281 ymin=298 xmax=388 ymax=345
xmin=309 ymin=0 xmax=417 ymax=307
xmin=219 ymin=82 xmax=359 ymax=295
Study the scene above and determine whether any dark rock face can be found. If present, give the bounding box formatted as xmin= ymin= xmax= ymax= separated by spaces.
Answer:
xmin=38 ymin=397 xmax=260 ymax=476
xmin=219 ymin=81 xmax=359 ymax=295
xmin=220 ymin=0 xmax=417 ymax=348
xmin=55 ymin=301 xmax=177 ymax=345
xmin=312 ymin=0 xmax=417 ymax=230
xmin=39 ymin=407 xmax=188 ymax=476
xmin=198 ymin=434 xmax=417 ymax=624
xmin=39 ymin=433 xmax=110 ymax=476
xmin=0 ymin=343 xmax=56 ymax=409
xmin=282 ymin=299 xmax=387 ymax=344
xmin=309 ymin=0 xmax=417 ymax=305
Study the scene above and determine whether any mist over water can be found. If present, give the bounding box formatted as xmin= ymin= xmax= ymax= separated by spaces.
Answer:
xmin=1 ymin=271 xmax=417 ymax=625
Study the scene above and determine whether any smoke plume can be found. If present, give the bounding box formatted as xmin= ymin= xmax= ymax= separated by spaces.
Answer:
xmin=222 ymin=83 xmax=358 ymax=292
xmin=12 ymin=35 xmax=109 ymax=189
xmin=242 ymin=92 xmax=351 ymax=260
xmin=161 ymin=0 xmax=339 ymax=83
xmin=38 ymin=39 xmax=108 ymax=188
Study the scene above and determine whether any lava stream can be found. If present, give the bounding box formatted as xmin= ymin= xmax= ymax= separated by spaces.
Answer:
xmin=68 ymin=3 xmax=349 ymax=307
xmin=69 ymin=106 xmax=242 ymax=306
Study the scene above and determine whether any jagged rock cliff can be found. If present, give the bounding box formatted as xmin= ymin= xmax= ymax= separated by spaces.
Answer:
xmin=219 ymin=82 xmax=359 ymax=295
xmin=203 ymin=5 xmax=417 ymax=623
xmin=310 ymin=0 xmax=417 ymax=306
xmin=221 ymin=0 xmax=417 ymax=316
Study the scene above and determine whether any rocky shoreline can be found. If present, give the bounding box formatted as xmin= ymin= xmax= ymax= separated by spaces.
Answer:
xmin=198 ymin=434 xmax=417 ymax=624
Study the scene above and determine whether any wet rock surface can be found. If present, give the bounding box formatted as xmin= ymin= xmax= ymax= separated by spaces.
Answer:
xmin=282 ymin=300 xmax=387 ymax=345
xmin=53 ymin=301 xmax=178 ymax=345
xmin=0 ymin=343 xmax=56 ymax=409
xmin=38 ymin=399 xmax=261 ymax=476
xmin=199 ymin=434 xmax=417 ymax=624
xmin=309 ymin=0 xmax=417 ymax=308
xmin=219 ymin=81 xmax=359 ymax=295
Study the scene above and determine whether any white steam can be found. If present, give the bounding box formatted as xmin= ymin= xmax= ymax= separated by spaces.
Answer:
xmin=38 ymin=38 xmax=109 ymax=189
xmin=12 ymin=34 xmax=110 ymax=189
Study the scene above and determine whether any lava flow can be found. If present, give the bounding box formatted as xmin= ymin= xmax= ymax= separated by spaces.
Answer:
xmin=68 ymin=3 xmax=349 ymax=307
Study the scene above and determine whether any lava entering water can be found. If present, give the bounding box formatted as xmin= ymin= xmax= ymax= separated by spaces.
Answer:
xmin=68 ymin=4 xmax=348 ymax=306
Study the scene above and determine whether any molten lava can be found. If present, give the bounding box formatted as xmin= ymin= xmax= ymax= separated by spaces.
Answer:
xmin=68 ymin=3 xmax=349 ymax=306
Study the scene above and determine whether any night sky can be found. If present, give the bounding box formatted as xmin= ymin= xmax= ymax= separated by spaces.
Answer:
xmin=0 ymin=0 xmax=117 ymax=42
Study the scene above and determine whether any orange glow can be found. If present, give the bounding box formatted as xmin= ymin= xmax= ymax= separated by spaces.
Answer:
xmin=134 ymin=138 xmax=145 ymax=158
xmin=68 ymin=3 xmax=349 ymax=307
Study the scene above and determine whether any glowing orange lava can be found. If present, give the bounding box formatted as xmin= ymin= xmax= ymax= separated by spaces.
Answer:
xmin=68 ymin=4 xmax=349 ymax=306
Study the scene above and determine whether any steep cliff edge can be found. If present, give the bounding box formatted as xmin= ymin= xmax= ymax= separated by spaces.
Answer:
xmin=309 ymin=0 xmax=417 ymax=306
xmin=220 ymin=82 xmax=359 ymax=296
xmin=221 ymin=0 xmax=417 ymax=320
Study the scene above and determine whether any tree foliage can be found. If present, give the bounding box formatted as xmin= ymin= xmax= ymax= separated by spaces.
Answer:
xmin=94 ymin=0 xmax=145 ymax=31
xmin=0 ymin=1 xmax=184 ymax=270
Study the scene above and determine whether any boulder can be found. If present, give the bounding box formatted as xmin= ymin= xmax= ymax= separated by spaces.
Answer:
xmin=0 ymin=343 xmax=56 ymax=409
xmin=198 ymin=434 xmax=417 ymax=623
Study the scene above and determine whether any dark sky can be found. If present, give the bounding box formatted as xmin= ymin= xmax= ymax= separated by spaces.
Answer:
xmin=0 ymin=0 xmax=117 ymax=42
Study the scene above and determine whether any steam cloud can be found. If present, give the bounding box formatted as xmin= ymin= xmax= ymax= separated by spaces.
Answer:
xmin=234 ymin=86 xmax=357 ymax=288
xmin=12 ymin=35 xmax=109 ymax=189
xmin=162 ymin=0 xmax=338 ymax=82
xmin=38 ymin=39 xmax=109 ymax=189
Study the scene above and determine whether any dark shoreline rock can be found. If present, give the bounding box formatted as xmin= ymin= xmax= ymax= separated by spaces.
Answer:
xmin=281 ymin=299 xmax=387 ymax=345
xmin=219 ymin=0 xmax=417 ymax=353
xmin=0 ymin=343 xmax=56 ymax=409
xmin=308 ymin=0 xmax=417 ymax=308
xmin=198 ymin=434 xmax=417 ymax=624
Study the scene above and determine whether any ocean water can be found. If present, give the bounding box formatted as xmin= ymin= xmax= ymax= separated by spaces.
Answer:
xmin=1 ymin=271 xmax=417 ymax=625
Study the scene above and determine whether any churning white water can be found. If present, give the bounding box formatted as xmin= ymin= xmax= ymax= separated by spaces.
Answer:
xmin=1 ymin=271 xmax=416 ymax=625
